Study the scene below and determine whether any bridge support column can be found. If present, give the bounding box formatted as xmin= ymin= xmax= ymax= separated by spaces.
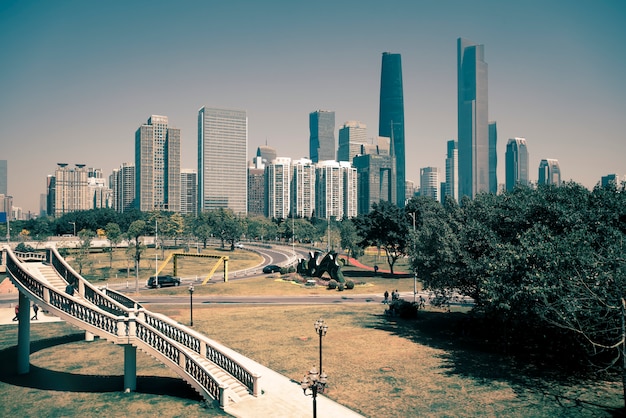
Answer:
xmin=17 ymin=292 xmax=31 ymax=374
xmin=123 ymin=344 xmax=137 ymax=392
xmin=85 ymin=331 xmax=94 ymax=341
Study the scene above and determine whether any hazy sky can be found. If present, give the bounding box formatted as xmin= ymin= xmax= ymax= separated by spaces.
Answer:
xmin=1 ymin=0 xmax=625 ymax=214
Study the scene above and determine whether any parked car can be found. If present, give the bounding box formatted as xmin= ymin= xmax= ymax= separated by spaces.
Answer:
xmin=234 ymin=242 xmax=244 ymax=249
xmin=147 ymin=275 xmax=181 ymax=288
xmin=262 ymin=264 xmax=281 ymax=274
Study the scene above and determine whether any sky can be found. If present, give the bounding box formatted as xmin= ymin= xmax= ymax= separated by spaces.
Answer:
xmin=1 ymin=0 xmax=625 ymax=215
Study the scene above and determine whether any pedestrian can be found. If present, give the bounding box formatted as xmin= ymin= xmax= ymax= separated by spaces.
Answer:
xmin=12 ymin=306 xmax=19 ymax=321
xmin=65 ymin=281 xmax=75 ymax=296
xmin=31 ymin=303 xmax=39 ymax=320
xmin=383 ymin=290 xmax=389 ymax=304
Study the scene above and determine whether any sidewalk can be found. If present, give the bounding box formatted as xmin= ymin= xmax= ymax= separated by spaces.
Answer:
xmin=0 ymin=306 xmax=63 ymax=325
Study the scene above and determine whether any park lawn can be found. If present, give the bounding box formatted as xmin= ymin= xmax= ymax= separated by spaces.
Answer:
xmin=1 ymin=305 xmax=622 ymax=417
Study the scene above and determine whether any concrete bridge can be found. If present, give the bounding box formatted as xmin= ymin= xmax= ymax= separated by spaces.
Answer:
xmin=2 ymin=245 xmax=364 ymax=417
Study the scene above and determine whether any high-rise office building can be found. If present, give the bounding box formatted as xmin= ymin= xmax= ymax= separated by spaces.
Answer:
xmin=135 ymin=115 xmax=181 ymax=212
xmin=489 ymin=121 xmax=498 ymax=194
xmin=337 ymin=121 xmax=367 ymax=163
xmin=420 ymin=167 xmax=440 ymax=202
xmin=88 ymin=168 xmax=112 ymax=209
xmin=316 ymin=160 xmax=344 ymax=219
xmin=458 ymin=38 xmax=489 ymax=199
xmin=198 ymin=107 xmax=248 ymax=214
xmin=600 ymin=174 xmax=623 ymax=187
xmin=379 ymin=52 xmax=406 ymax=207
xmin=353 ymin=147 xmax=395 ymax=215
xmin=505 ymin=138 xmax=529 ymax=191
xmin=180 ymin=169 xmax=197 ymax=216
xmin=538 ymin=159 xmax=561 ymax=186
xmin=342 ymin=162 xmax=358 ymax=219
xmin=291 ymin=158 xmax=316 ymax=219
xmin=111 ymin=163 xmax=135 ymax=213
xmin=0 ymin=160 xmax=7 ymax=196
xmin=52 ymin=163 xmax=90 ymax=216
xmin=309 ymin=110 xmax=336 ymax=163
xmin=444 ymin=140 xmax=458 ymax=201
xmin=248 ymin=150 xmax=266 ymax=217
xmin=266 ymin=157 xmax=291 ymax=219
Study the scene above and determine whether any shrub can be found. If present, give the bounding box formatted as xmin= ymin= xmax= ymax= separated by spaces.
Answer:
xmin=15 ymin=242 xmax=36 ymax=253
xmin=328 ymin=279 xmax=337 ymax=290
xmin=389 ymin=299 xmax=418 ymax=319
xmin=345 ymin=280 xmax=355 ymax=290
xmin=338 ymin=283 xmax=345 ymax=291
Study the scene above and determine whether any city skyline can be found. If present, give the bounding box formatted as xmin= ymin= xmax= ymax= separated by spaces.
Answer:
xmin=1 ymin=1 xmax=625 ymax=214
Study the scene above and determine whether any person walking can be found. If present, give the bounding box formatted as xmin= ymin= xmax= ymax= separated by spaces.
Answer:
xmin=31 ymin=303 xmax=39 ymax=320
xmin=12 ymin=306 xmax=19 ymax=321
xmin=383 ymin=290 xmax=389 ymax=304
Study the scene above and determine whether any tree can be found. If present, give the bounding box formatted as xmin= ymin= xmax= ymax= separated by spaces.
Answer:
xmin=104 ymin=222 xmax=122 ymax=268
xmin=208 ymin=208 xmax=244 ymax=250
xmin=74 ymin=228 xmax=95 ymax=275
xmin=353 ymin=201 xmax=410 ymax=275
xmin=339 ymin=218 xmax=361 ymax=263
xmin=126 ymin=220 xmax=146 ymax=293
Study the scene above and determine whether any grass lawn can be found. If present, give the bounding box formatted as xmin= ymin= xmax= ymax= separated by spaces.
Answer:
xmin=1 ymin=249 xmax=623 ymax=417
xmin=1 ymin=304 xmax=623 ymax=417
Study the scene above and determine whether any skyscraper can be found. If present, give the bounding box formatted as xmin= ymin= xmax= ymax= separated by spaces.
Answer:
xmin=180 ymin=169 xmax=197 ymax=216
xmin=248 ymin=149 xmax=266 ymax=217
xmin=489 ymin=121 xmax=498 ymax=194
xmin=444 ymin=140 xmax=458 ymax=201
xmin=458 ymin=38 xmax=489 ymax=199
xmin=353 ymin=146 xmax=395 ymax=215
xmin=379 ymin=52 xmax=406 ymax=207
xmin=538 ymin=159 xmax=561 ymax=186
xmin=291 ymin=158 xmax=316 ymax=219
xmin=111 ymin=162 xmax=135 ymax=213
xmin=337 ymin=121 xmax=367 ymax=163
xmin=135 ymin=115 xmax=181 ymax=212
xmin=198 ymin=107 xmax=248 ymax=214
xmin=420 ymin=167 xmax=440 ymax=202
xmin=309 ymin=110 xmax=336 ymax=163
xmin=266 ymin=157 xmax=291 ymax=219
xmin=53 ymin=163 xmax=90 ymax=216
xmin=505 ymin=138 xmax=529 ymax=191
xmin=316 ymin=160 xmax=343 ymax=219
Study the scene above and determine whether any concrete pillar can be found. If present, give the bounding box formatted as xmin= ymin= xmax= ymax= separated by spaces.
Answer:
xmin=17 ymin=293 xmax=30 ymax=374
xmin=85 ymin=331 xmax=94 ymax=341
xmin=123 ymin=344 xmax=137 ymax=392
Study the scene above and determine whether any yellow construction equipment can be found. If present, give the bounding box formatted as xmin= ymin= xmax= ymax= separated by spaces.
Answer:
xmin=155 ymin=252 xmax=229 ymax=284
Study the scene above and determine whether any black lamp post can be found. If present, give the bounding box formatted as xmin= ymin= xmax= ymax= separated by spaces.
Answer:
xmin=302 ymin=318 xmax=328 ymax=418
xmin=188 ymin=284 xmax=194 ymax=326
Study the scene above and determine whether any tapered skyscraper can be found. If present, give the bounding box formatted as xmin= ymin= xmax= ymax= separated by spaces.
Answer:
xmin=309 ymin=110 xmax=336 ymax=163
xmin=505 ymin=138 xmax=529 ymax=191
xmin=379 ymin=52 xmax=406 ymax=207
xmin=198 ymin=107 xmax=248 ymax=214
xmin=458 ymin=38 xmax=489 ymax=199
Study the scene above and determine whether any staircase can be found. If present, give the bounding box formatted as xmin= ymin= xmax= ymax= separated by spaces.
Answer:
xmin=4 ymin=246 xmax=261 ymax=408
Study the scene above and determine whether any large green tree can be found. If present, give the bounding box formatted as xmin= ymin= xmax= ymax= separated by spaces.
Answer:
xmin=354 ymin=200 xmax=410 ymax=275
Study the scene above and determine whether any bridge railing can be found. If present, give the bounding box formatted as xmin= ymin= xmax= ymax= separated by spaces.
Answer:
xmin=4 ymin=246 xmax=259 ymax=405
xmin=143 ymin=311 xmax=261 ymax=396
xmin=47 ymin=247 xmax=130 ymax=317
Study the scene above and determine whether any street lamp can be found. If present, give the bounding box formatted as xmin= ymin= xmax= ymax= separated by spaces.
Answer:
xmin=301 ymin=367 xmax=327 ymax=418
xmin=408 ymin=212 xmax=417 ymax=303
xmin=68 ymin=221 xmax=76 ymax=236
xmin=188 ymin=284 xmax=194 ymax=326
xmin=302 ymin=318 xmax=328 ymax=418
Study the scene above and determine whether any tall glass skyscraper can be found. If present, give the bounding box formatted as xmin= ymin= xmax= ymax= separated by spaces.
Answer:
xmin=458 ymin=38 xmax=489 ymax=199
xmin=135 ymin=115 xmax=181 ymax=212
xmin=444 ymin=140 xmax=458 ymax=201
xmin=538 ymin=159 xmax=561 ymax=186
xmin=0 ymin=160 xmax=7 ymax=196
xmin=198 ymin=107 xmax=248 ymax=214
xmin=309 ymin=110 xmax=336 ymax=163
xmin=379 ymin=52 xmax=406 ymax=207
xmin=505 ymin=138 xmax=529 ymax=191
xmin=337 ymin=121 xmax=367 ymax=163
